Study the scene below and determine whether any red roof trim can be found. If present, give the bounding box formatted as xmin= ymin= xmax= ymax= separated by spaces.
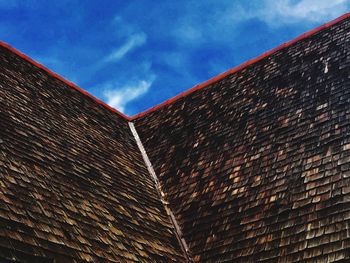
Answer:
xmin=0 ymin=40 xmax=131 ymax=121
xmin=1 ymin=13 xmax=349 ymax=122
xmin=130 ymin=12 xmax=350 ymax=120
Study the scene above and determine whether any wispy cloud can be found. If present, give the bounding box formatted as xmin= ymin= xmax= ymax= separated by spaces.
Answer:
xmin=6 ymin=1 xmax=348 ymax=114
xmin=172 ymin=0 xmax=349 ymax=45
xmin=104 ymin=32 xmax=147 ymax=62
xmin=102 ymin=76 xmax=155 ymax=113
xmin=261 ymin=0 xmax=349 ymax=25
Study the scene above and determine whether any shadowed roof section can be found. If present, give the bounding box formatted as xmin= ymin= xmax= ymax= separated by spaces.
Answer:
xmin=0 ymin=41 xmax=131 ymax=121
xmin=0 ymin=44 xmax=185 ymax=261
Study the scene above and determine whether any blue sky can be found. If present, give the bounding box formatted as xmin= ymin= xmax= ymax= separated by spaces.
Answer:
xmin=1 ymin=0 xmax=349 ymax=115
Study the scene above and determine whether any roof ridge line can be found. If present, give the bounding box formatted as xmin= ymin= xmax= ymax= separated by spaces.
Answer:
xmin=0 ymin=40 xmax=131 ymax=121
xmin=130 ymin=12 xmax=350 ymax=120
xmin=1 ymin=12 xmax=349 ymax=122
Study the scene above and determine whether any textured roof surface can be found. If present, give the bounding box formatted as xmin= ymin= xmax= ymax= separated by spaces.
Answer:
xmin=135 ymin=15 xmax=350 ymax=262
xmin=0 ymin=13 xmax=350 ymax=263
xmin=0 ymin=46 xmax=185 ymax=262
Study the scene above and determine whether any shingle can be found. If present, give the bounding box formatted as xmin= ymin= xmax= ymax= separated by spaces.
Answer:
xmin=0 ymin=44 xmax=185 ymax=262
xmin=1 ymin=12 xmax=350 ymax=263
xmin=135 ymin=14 xmax=350 ymax=262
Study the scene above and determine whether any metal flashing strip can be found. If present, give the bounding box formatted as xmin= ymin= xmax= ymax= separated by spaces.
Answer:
xmin=128 ymin=122 xmax=193 ymax=262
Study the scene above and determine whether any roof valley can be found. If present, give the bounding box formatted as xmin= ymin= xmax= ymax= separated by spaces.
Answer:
xmin=128 ymin=121 xmax=194 ymax=262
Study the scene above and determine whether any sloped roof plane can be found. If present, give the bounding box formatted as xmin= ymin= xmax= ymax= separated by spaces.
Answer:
xmin=0 ymin=12 xmax=350 ymax=262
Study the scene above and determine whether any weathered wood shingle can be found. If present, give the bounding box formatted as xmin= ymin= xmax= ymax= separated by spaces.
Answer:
xmin=0 ymin=46 xmax=185 ymax=262
xmin=1 ymin=13 xmax=350 ymax=263
xmin=135 ymin=16 xmax=350 ymax=262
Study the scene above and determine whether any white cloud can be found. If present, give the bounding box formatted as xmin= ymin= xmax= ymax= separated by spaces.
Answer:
xmin=104 ymin=32 xmax=147 ymax=62
xmin=102 ymin=76 xmax=155 ymax=113
xmin=218 ymin=0 xmax=349 ymax=30
xmin=261 ymin=0 xmax=349 ymax=24
xmin=172 ymin=0 xmax=348 ymax=45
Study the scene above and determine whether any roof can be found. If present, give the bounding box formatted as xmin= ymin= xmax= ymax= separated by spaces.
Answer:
xmin=1 ymin=13 xmax=349 ymax=122
xmin=0 ymin=45 xmax=185 ymax=262
xmin=0 ymin=12 xmax=350 ymax=263
xmin=134 ymin=13 xmax=350 ymax=262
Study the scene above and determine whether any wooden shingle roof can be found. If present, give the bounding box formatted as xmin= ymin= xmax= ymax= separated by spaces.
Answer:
xmin=135 ymin=13 xmax=350 ymax=262
xmin=1 ymin=12 xmax=350 ymax=263
xmin=0 ymin=45 xmax=185 ymax=262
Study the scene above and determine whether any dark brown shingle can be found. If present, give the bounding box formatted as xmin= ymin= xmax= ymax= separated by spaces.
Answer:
xmin=0 ymin=45 xmax=185 ymax=262
xmin=1 ymin=12 xmax=350 ymax=263
xmin=135 ymin=14 xmax=350 ymax=262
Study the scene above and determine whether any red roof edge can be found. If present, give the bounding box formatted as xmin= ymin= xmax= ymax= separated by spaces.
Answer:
xmin=0 ymin=40 xmax=131 ymax=121
xmin=1 ymin=13 xmax=349 ymax=122
xmin=130 ymin=12 xmax=350 ymax=121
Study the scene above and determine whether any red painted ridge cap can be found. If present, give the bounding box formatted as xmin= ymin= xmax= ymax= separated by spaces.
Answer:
xmin=0 ymin=40 xmax=131 ymax=121
xmin=1 ymin=12 xmax=349 ymax=122
xmin=130 ymin=12 xmax=350 ymax=121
